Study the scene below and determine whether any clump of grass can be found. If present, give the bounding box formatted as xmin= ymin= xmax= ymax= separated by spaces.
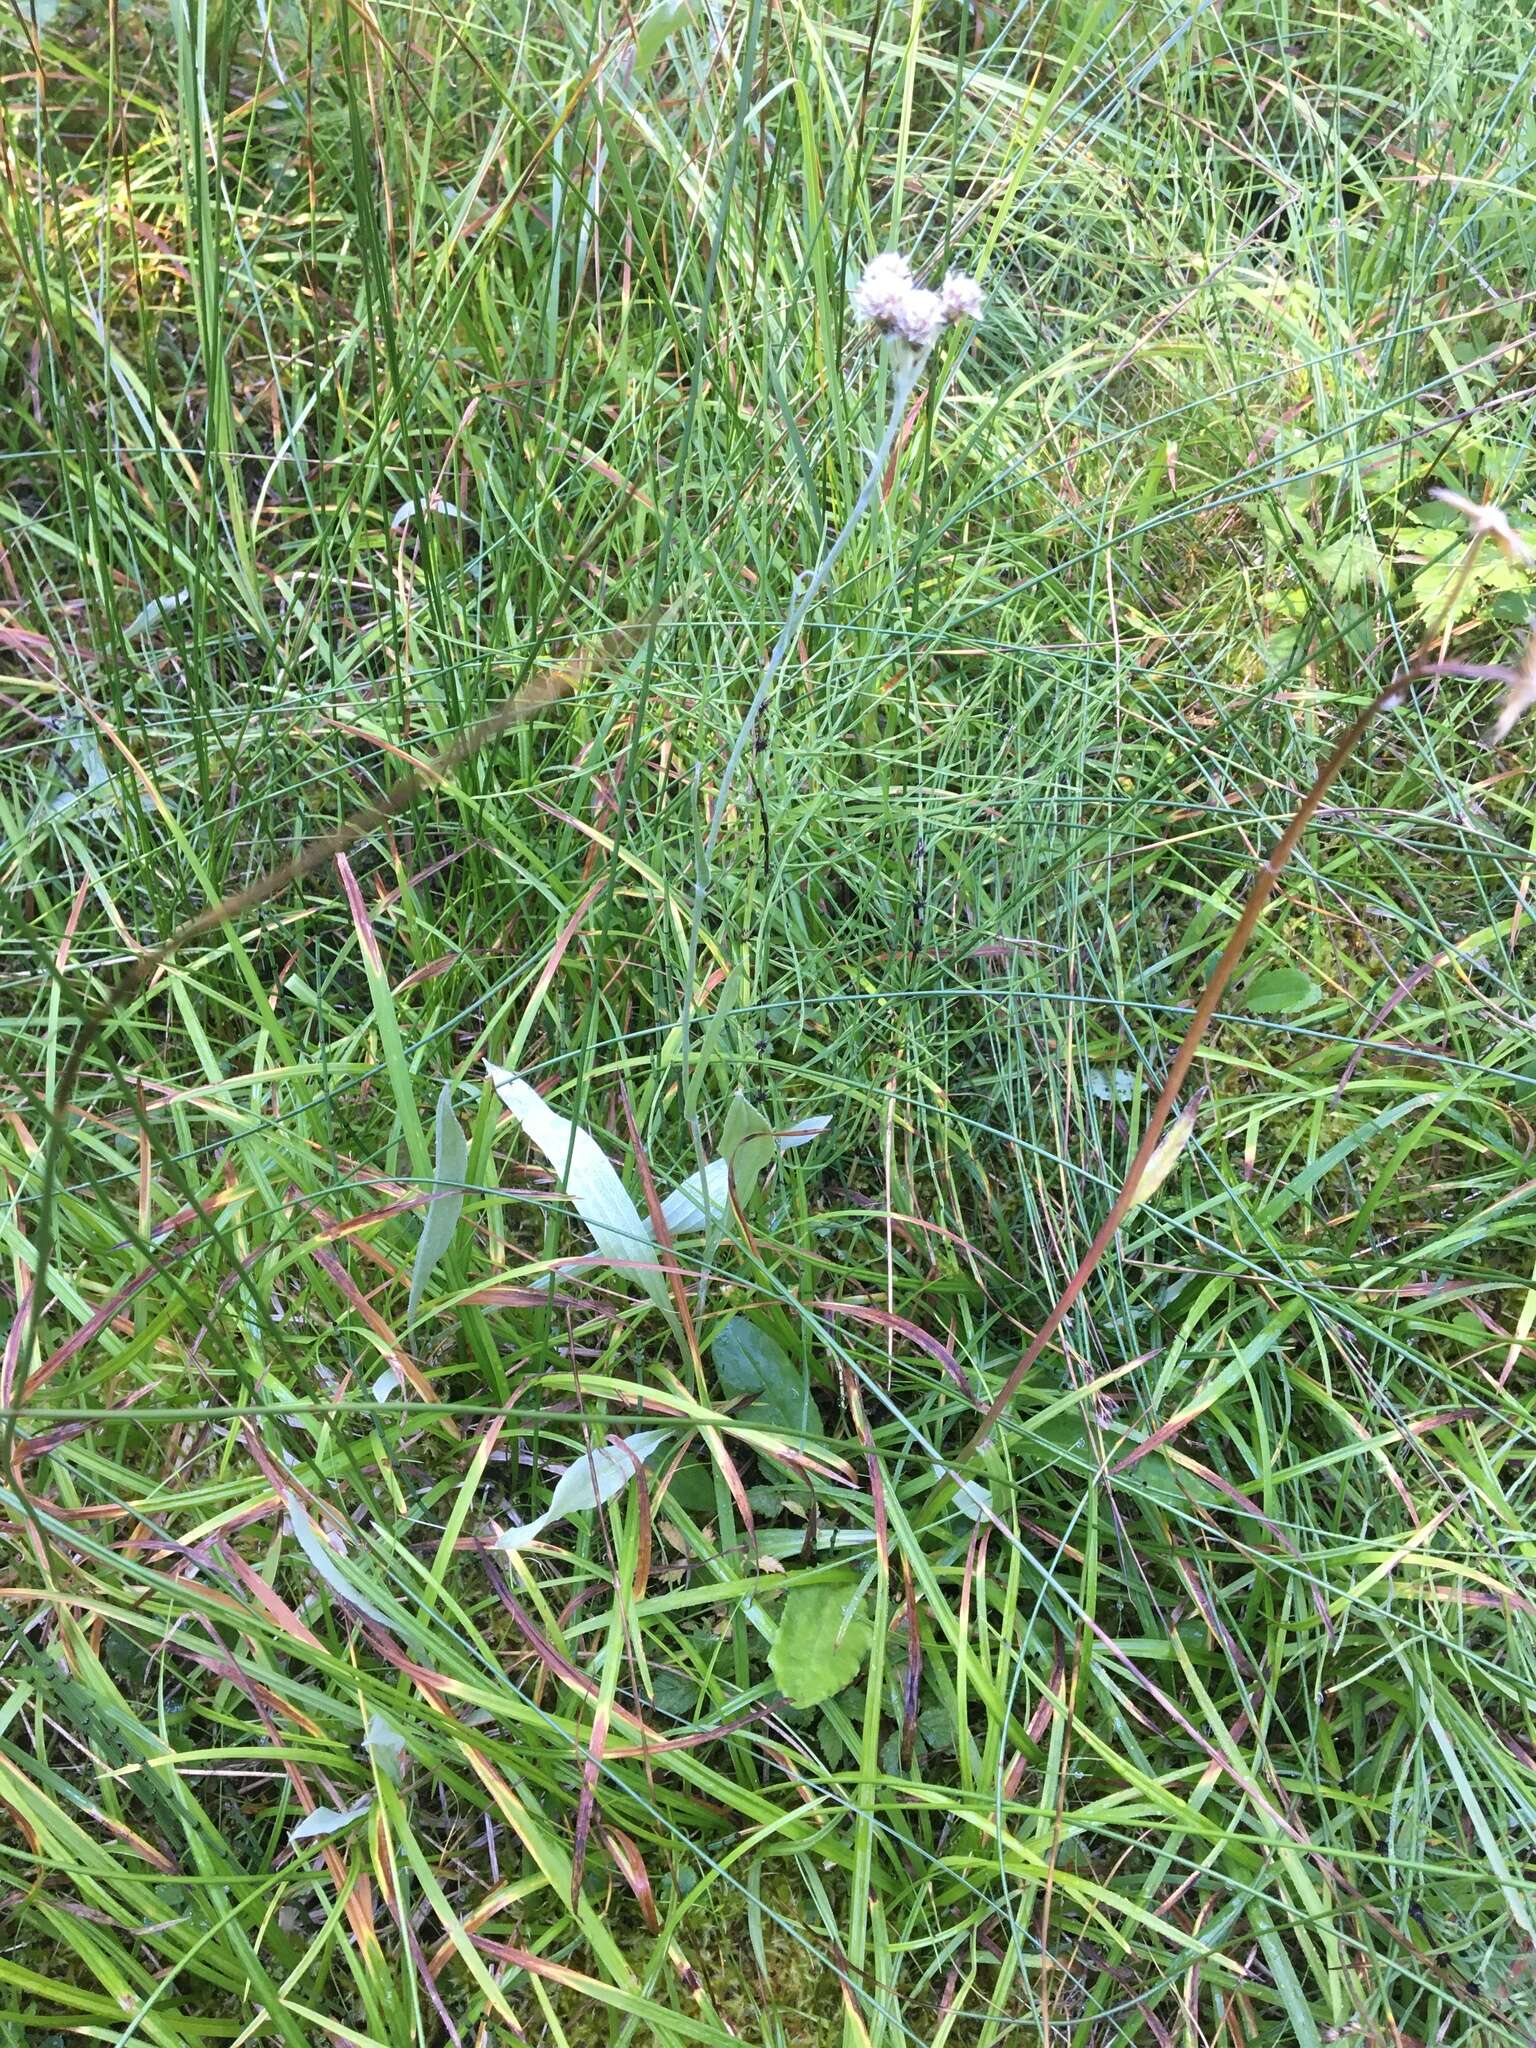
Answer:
xmin=4 ymin=2 xmax=1536 ymax=2045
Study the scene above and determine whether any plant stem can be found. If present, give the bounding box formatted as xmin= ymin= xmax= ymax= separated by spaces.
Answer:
xmin=704 ymin=348 xmax=926 ymax=856
xmin=672 ymin=344 xmax=929 ymax=1151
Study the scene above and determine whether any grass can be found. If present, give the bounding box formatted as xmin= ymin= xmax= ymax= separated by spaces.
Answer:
xmin=3 ymin=0 xmax=1536 ymax=2040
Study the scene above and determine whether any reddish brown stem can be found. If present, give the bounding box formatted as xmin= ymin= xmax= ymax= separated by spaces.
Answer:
xmin=955 ymin=671 xmax=1408 ymax=1466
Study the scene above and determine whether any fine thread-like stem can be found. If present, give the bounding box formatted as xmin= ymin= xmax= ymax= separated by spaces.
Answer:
xmin=673 ymin=343 xmax=930 ymax=1177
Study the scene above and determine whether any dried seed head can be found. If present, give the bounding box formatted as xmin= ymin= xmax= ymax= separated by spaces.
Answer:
xmin=1428 ymin=486 xmax=1535 ymax=568
xmin=1488 ymin=627 xmax=1536 ymax=745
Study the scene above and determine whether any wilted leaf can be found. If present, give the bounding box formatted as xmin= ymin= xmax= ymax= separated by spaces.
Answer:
xmin=713 ymin=1317 xmax=810 ymax=1436
xmin=407 ymin=1082 xmax=468 ymax=1323
xmin=496 ymin=1429 xmax=669 ymax=1554
xmin=289 ymin=1796 xmax=372 ymax=1845
xmin=769 ymin=1579 xmax=870 ymax=1708
xmin=1246 ymin=967 xmax=1318 ymax=1016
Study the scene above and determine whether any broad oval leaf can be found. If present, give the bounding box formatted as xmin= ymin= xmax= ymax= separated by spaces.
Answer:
xmin=1246 ymin=966 xmax=1319 ymax=1016
xmin=712 ymin=1316 xmax=811 ymax=1436
xmin=407 ymin=1082 xmax=469 ymax=1323
xmin=769 ymin=1578 xmax=870 ymax=1708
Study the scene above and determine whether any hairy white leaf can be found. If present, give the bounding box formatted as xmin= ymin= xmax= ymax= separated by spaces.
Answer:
xmin=283 ymin=1494 xmax=394 ymax=1628
xmin=495 ymin=1428 xmax=668 ymax=1554
xmin=640 ymin=1114 xmax=833 ymax=1236
xmin=658 ymin=1156 xmax=731 ymax=1235
xmin=123 ymin=588 xmax=190 ymax=640
xmin=931 ymin=1463 xmax=992 ymax=1522
xmin=290 ymin=1796 xmax=372 ymax=1844
xmin=362 ymin=1714 xmax=409 ymax=1783
xmin=485 ymin=1064 xmax=673 ymax=1321
xmin=391 ymin=496 xmax=468 ymax=530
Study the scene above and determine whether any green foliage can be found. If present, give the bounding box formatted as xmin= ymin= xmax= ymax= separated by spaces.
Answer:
xmin=769 ymin=1581 xmax=872 ymax=1709
xmin=711 ymin=1315 xmax=811 ymax=1436
xmin=1 ymin=0 xmax=1535 ymax=2042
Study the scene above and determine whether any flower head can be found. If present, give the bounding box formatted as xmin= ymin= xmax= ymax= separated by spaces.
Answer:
xmin=1489 ymin=627 xmax=1536 ymax=745
xmin=940 ymin=269 xmax=984 ymax=324
xmin=1429 ymin=486 xmax=1534 ymax=568
xmin=892 ymin=287 xmax=945 ymax=350
xmin=851 ymin=252 xmax=917 ymax=332
xmin=851 ymin=252 xmax=981 ymax=357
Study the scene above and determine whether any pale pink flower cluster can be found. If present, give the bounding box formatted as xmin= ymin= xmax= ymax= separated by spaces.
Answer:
xmin=851 ymin=253 xmax=982 ymax=352
xmin=1490 ymin=630 xmax=1536 ymax=744
xmin=1429 ymin=486 xmax=1535 ymax=568
xmin=1423 ymin=487 xmax=1536 ymax=743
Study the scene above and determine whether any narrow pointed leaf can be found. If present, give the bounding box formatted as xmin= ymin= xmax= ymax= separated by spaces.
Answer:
xmin=407 ymin=1082 xmax=468 ymax=1323
xmin=485 ymin=1064 xmax=673 ymax=1321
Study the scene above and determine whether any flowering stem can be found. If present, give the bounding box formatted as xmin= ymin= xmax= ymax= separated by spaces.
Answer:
xmin=704 ymin=347 xmax=927 ymax=858
xmin=672 ymin=345 xmax=930 ymax=1160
